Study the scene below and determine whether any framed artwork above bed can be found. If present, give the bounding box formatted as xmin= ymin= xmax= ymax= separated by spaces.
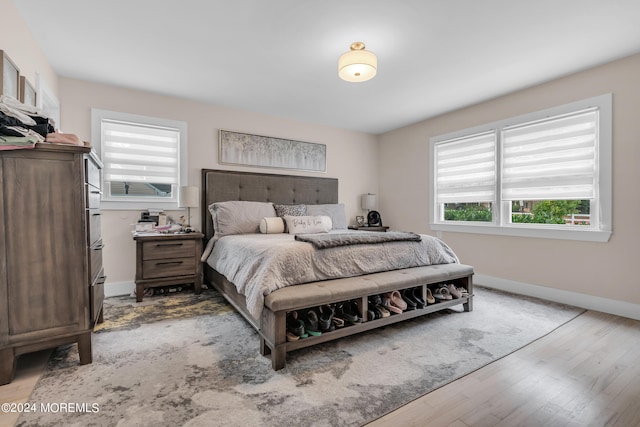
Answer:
xmin=218 ymin=129 xmax=327 ymax=172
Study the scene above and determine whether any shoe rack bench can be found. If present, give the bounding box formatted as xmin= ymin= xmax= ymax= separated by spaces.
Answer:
xmin=259 ymin=263 xmax=474 ymax=370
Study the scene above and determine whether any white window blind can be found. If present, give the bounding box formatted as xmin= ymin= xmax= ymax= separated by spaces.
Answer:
xmin=101 ymin=119 xmax=180 ymax=187
xmin=501 ymin=109 xmax=598 ymax=201
xmin=434 ymin=131 xmax=496 ymax=204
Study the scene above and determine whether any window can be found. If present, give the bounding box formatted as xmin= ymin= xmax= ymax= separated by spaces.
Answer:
xmin=430 ymin=94 xmax=611 ymax=242
xmin=91 ymin=109 xmax=188 ymax=210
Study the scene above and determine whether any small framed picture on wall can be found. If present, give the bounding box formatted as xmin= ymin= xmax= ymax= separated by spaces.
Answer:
xmin=0 ymin=50 xmax=20 ymax=100
xmin=19 ymin=76 xmax=37 ymax=107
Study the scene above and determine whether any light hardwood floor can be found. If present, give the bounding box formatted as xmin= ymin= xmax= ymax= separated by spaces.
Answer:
xmin=1 ymin=310 xmax=638 ymax=427
xmin=368 ymin=311 xmax=640 ymax=427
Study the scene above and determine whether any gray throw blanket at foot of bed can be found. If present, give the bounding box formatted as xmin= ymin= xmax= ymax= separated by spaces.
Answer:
xmin=295 ymin=231 xmax=422 ymax=249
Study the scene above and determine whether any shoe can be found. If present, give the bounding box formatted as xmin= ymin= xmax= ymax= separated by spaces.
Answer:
xmin=376 ymin=303 xmax=391 ymax=317
xmin=319 ymin=305 xmax=335 ymax=332
xmin=367 ymin=297 xmax=382 ymax=320
xmin=425 ymin=288 xmax=436 ymax=304
xmin=332 ymin=317 xmax=345 ymax=328
xmin=287 ymin=311 xmax=305 ymax=338
xmin=382 ymin=295 xmax=403 ymax=314
xmin=412 ymin=287 xmax=426 ymax=309
xmin=434 ymin=286 xmax=452 ymax=301
xmin=457 ymin=286 xmax=469 ymax=297
xmin=401 ymin=289 xmax=418 ymax=311
xmin=383 ymin=290 xmax=407 ymax=313
xmin=370 ymin=294 xmax=383 ymax=307
xmin=337 ymin=301 xmax=361 ymax=324
xmin=302 ymin=309 xmax=322 ymax=336
xmin=286 ymin=331 xmax=300 ymax=342
xmin=349 ymin=300 xmax=363 ymax=323
xmin=448 ymin=283 xmax=462 ymax=299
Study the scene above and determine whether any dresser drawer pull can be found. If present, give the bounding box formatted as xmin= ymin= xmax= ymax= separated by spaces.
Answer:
xmin=156 ymin=243 xmax=184 ymax=247
xmin=92 ymin=212 xmax=101 ymax=216
xmin=96 ymin=276 xmax=107 ymax=285
xmin=90 ymin=190 xmax=103 ymax=195
xmin=93 ymin=244 xmax=105 ymax=250
xmin=156 ymin=261 xmax=184 ymax=266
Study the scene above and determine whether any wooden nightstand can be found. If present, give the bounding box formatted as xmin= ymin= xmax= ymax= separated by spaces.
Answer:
xmin=133 ymin=232 xmax=204 ymax=302
xmin=348 ymin=226 xmax=390 ymax=232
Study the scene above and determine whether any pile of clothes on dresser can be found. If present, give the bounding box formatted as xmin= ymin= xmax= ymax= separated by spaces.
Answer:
xmin=0 ymin=95 xmax=82 ymax=150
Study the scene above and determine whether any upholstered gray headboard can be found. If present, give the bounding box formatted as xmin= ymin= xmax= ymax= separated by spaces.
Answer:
xmin=201 ymin=169 xmax=338 ymax=240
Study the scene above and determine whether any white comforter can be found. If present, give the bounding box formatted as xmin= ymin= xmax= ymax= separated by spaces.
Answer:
xmin=206 ymin=230 xmax=459 ymax=320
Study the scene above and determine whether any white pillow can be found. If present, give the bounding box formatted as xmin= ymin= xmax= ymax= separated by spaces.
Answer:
xmin=305 ymin=204 xmax=347 ymax=229
xmin=259 ymin=217 xmax=285 ymax=234
xmin=209 ymin=201 xmax=276 ymax=238
xmin=284 ymin=215 xmax=332 ymax=234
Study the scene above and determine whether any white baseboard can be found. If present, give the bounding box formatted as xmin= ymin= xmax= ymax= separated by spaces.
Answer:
xmin=105 ymin=281 xmax=134 ymax=298
xmin=475 ymin=274 xmax=640 ymax=321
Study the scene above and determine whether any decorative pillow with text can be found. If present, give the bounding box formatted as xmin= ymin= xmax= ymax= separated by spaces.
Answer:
xmin=284 ymin=215 xmax=332 ymax=234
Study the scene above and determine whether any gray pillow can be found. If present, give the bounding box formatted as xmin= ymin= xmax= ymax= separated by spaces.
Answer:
xmin=209 ymin=201 xmax=276 ymax=238
xmin=306 ymin=203 xmax=347 ymax=229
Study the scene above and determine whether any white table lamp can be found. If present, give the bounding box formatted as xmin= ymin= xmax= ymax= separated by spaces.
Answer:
xmin=178 ymin=186 xmax=199 ymax=228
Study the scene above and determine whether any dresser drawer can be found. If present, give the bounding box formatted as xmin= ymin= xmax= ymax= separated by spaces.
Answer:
xmin=89 ymin=239 xmax=104 ymax=284
xmin=87 ymin=208 xmax=102 ymax=246
xmin=86 ymin=184 xmax=101 ymax=209
xmin=142 ymin=239 xmax=196 ymax=260
xmin=142 ymin=257 xmax=195 ymax=279
xmin=90 ymin=269 xmax=106 ymax=325
xmin=86 ymin=157 xmax=101 ymax=188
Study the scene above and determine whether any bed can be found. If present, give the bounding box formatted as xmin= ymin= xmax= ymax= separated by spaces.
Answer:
xmin=201 ymin=169 xmax=474 ymax=369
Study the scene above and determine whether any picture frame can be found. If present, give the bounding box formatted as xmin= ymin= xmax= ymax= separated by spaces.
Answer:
xmin=0 ymin=50 xmax=20 ymax=99
xmin=19 ymin=76 xmax=37 ymax=107
xmin=219 ymin=129 xmax=326 ymax=172
xmin=356 ymin=215 xmax=365 ymax=226
xmin=36 ymin=73 xmax=60 ymax=130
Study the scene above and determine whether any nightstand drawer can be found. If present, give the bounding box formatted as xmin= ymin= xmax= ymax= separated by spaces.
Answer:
xmin=142 ymin=257 xmax=195 ymax=279
xmin=142 ymin=239 xmax=196 ymax=260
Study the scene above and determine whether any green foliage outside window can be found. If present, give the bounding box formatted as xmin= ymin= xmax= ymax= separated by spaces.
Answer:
xmin=444 ymin=200 xmax=589 ymax=225
xmin=511 ymin=200 xmax=583 ymax=224
xmin=444 ymin=204 xmax=492 ymax=222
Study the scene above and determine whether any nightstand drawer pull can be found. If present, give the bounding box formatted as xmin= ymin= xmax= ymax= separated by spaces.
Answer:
xmin=156 ymin=261 xmax=183 ymax=266
xmin=156 ymin=243 xmax=184 ymax=247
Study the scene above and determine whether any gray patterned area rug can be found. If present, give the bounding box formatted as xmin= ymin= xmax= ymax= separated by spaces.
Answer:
xmin=18 ymin=286 xmax=584 ymax=427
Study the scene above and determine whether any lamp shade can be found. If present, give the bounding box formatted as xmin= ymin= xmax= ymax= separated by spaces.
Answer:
xmin=361 ymin=193 xmax=377 ymax=210
xmin=178 ymin=186 xmax=199 ymax=208
xmin=338 ymin=42 xmax=377 ymax=83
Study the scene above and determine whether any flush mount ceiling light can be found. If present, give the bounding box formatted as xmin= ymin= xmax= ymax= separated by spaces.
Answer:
xmin=338 ymin=42 xmax=377 ymax=83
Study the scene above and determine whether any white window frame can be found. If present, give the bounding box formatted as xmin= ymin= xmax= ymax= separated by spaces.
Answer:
xmin=429 ymin=94 xmax=612 ymax=243
xmin=91 ymin=109 xmax=188 ymax=210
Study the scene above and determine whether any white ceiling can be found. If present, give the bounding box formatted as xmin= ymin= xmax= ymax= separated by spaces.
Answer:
xmin=13 ymin=0 xmax=640 ymax=134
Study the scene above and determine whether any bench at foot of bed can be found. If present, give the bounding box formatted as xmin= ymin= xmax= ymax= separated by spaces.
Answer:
xmin=259 ymin=263 xmax=474 ymax=370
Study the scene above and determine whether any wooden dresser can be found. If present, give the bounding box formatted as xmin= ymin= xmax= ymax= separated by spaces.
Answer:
xmin=0 ymin=143 xmax=105 ymax=385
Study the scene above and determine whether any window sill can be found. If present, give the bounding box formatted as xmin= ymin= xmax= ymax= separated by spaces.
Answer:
xmin=430 ymin=223 xmax=611 ymax=243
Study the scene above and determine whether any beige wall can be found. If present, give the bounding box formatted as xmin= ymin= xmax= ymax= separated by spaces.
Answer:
xmin=5 ymin=0 xmax=638 ymax=317
xmin=379 ymin=53 xmax=640 ymax=313
xmin=0 ymin=0 xmax=58 ymax=99
xmin=59 ymin=78 xmax=379 ymax=289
